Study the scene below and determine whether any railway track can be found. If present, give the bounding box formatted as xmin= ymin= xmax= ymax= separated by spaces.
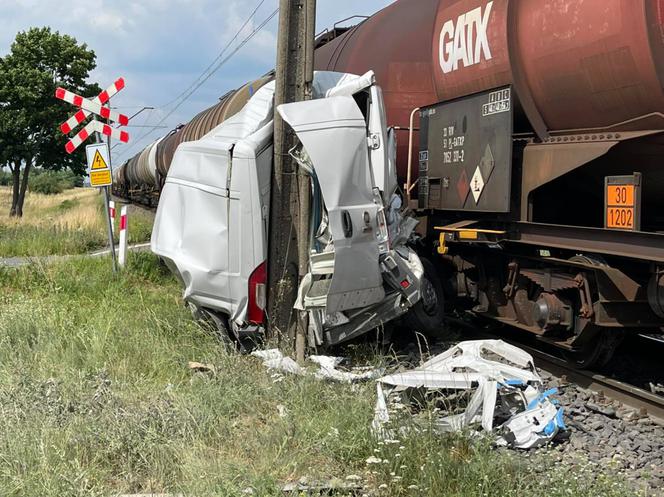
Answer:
xmin=448 ymin=316 xmax=664 ymax=422
xmin=510 ymin=340 xmax=664 ymax=423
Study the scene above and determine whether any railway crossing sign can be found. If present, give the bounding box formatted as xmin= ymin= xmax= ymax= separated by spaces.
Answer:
xmin=85 ymin=143 xmax=113 ymax=187
xmin=55 ymin=77 xmax=130 ymax=153
xmin=54 ymin=77 xmax=126 ymax=273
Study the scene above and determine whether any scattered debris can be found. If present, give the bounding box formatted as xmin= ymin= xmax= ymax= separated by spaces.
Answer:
xmin=650 ymin=382 xmax=664 ymax=395
xmin=276 ymin=404 xmax=288 ymax=418
xmin=252 ymin=349 xmax=304 ymax=376
xmin=309 ymin=355 xmax=383 ymax=382
xmin=281 ymin=477 xmax=362 ymax=495
xmin=187 ymin=361 xmax=216 ymax=374
xmin=251 ymin=349 xmax=382 ymax=383
xmin=372 ymin=339 xmax=567 ymax=449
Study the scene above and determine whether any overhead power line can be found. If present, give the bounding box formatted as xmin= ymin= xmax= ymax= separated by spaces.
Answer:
xmin=157 ymin=0 xmax=271 ymax=110
xmin=157 ymin=8 xmax=279 ymax=126
xmin=115 ymin=3 xmax=279 ymax=163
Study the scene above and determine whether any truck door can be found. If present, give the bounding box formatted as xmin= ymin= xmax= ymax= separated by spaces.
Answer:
xmin=367 ymin=85 xmax=398 ymax=202
xmin=277 ymin=96 xmax=386 ymax=313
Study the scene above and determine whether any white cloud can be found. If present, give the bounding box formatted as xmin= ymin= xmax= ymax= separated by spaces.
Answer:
xmin=0 ymin=0 xmax=394 ymax=162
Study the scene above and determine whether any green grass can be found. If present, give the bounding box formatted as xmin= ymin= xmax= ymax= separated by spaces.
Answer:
xmin=0 ymin=223 xmax=109 ymax=257
xmin=0 ymin=254 xmax=635 ymax=496
xmin=121 ymin=204 xmax=154 ymax=247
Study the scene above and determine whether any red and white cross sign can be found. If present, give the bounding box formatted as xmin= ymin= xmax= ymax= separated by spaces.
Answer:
xmin=59 ymin=77 xmax=126 ymax=134
xmin=65 ymin=120 xmax=130 ymax=154
xmin=55 ymin=77 xmax=130 ymax=153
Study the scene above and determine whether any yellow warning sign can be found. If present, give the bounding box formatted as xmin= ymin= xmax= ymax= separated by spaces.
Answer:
xmin=85 ymin=143 xmax=112 ymax=188
xmin=90 ymin=169 xmax=112 ymax=187
xmin=91 ymin=150 xmax=108 ymax=170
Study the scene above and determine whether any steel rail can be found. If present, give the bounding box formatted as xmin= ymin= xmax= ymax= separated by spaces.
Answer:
xmin=508 ymin=340 xmax=664 ymax=423
xmin=450 ymin=317 xmax=664 ymax=422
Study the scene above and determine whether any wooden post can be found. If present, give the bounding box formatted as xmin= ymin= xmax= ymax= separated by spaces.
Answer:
xmin=267 ymin=0 xmax=316 ymax=362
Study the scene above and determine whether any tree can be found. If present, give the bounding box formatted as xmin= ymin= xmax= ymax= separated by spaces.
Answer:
xmin=0 ymin=27 xmax=99 ymax=216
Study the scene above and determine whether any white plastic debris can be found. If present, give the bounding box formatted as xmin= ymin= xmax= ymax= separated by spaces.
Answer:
xmin=276 ymin=404 xmax=289 ymax=418
xmin=372 ymin=339 xmax=567 ymax=449
xmin=251 ymin=349 xmax=381 ymax=383
xmin=309 ymin=355 xmax=383 ymax=382
xmin=251 ymin=349 xmax=303 ymax=376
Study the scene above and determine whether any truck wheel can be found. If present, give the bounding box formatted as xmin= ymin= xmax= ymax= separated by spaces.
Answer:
xmin=194 ymin=306 xmax=234 ymax=347
xmin=196 ymin=306 xmax=261 ymax=353
xmin=404 ymin=258 xmax=447 ymax=338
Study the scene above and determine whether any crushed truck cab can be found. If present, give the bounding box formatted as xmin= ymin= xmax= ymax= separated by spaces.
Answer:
xmin=151 ymin=71 xmax=435 ymax=346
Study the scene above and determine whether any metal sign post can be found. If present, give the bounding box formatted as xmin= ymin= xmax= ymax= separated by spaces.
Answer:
xmin=103 ymin=183 xmax=118 ymax=273
xmin=88 ymin=122 xmax=118 ymax=272
xmin=105 ymin=106 xmax=118 ymax=272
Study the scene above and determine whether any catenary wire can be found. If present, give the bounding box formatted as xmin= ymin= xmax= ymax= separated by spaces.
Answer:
xmin=114 ymin=5 xmax=278 ymax=163
xmin=156 ymin=0 xmax=270 ymax=110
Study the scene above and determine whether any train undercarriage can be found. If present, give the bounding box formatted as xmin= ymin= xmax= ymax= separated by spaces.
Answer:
xmin=429 ymin=219 xmax=664 ymax=369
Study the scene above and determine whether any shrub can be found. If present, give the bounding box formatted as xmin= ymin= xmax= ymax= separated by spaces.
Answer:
xmin=58 ymin=199 xmax=79 ymax=211
xmin=28 ymin=170 xmax=84 ymax=195
xmin=56 ymin=169 xmax=82 ymax=188
xmin=30 ymin=173 xmax=65 ymax=195
xmin=0 ymin=170 xmax=12 ymax=186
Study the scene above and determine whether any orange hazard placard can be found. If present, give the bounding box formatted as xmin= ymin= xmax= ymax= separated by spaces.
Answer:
xmin=606 ymin=185 xmax=635 ymax=207
xmin=606 ymin=207 xmax=635 ymax=229
xmin=605 ymin=174 xmax=641 ymax=231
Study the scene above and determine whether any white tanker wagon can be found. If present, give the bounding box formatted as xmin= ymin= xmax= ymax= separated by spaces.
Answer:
xmin=150 ymin=71 xmax=447 ymax=348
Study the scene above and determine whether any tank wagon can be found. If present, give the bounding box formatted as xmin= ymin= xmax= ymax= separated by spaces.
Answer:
xmin=316 ymin=0 xmax=664 ymax=366
xmin=117 ymin=0 xmax=664 ymax=366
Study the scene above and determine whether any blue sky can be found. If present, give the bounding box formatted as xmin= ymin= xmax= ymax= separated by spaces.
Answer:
xmin=0 ymin=0 xmax=393 ymax=163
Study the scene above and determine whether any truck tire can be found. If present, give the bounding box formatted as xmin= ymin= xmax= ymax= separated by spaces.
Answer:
xmin=195 ymin=306 xmax=234 ymax=346
xmin=404 ymin=257 xmax=447 ymax=338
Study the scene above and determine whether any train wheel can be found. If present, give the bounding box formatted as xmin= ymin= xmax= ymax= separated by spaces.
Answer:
xmin=562 ymin=331 xmax=623 ymax=369
xmin=404 ymin=258 xmax=447 ymax=338
xmin=561 ymin=255 xmax=619 ymax=368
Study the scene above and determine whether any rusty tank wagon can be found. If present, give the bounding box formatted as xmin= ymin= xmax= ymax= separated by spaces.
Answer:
xmin=316 ymin=0 xmax=664 ymax=366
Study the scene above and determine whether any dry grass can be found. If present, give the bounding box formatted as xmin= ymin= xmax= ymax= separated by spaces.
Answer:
xmin=0 ymin=186 xmax=155 ymax=257
xmin=0 ymin=186 xmax=104 ymax=231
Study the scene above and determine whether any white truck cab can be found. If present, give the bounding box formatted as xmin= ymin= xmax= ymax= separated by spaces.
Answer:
xmin=151 ymin=71 xmax=443 ymax=346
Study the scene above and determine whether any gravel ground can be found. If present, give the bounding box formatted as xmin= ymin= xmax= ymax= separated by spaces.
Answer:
xmin=600 ymin=334 xmax=664 ymax=395
xmin=536 ymin=369 xmax=664 ymax=496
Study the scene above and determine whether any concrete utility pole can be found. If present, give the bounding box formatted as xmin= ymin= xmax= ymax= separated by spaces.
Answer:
xmin=267 ymin=0 xmax=316 ymax=362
